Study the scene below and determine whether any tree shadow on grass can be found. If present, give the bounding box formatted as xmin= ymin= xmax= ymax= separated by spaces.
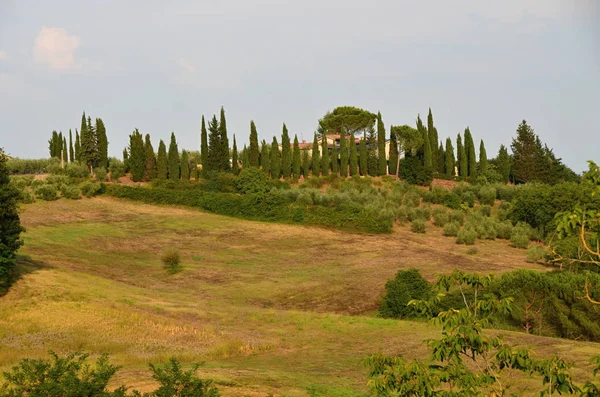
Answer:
xmin=0 ymin=255 xmax=53 ymax=297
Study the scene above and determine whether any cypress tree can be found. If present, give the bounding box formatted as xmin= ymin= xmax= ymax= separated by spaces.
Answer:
xmin=144 ymin=134 xmax=157 ymax=181
xmin=458 ymin=134 xmax=467 ymax=179
xmin=0 ymin=148 xmax=24 ymax=294
xmin=479 ymin=139 xmax=488 ymax=176
xmin=249 ymin=121 xmax=260 ymax=167
xmin=206 ymin=115 xmax=220 ymax=172
xmin=496 ymin=145 xmax=511 ymax=184
xmin=200 ymin=116 xmax=208 ymax=172
xmin=79 ymin=113 xmax=95 ymax=171
xmin=311 ymin=133 xmax=320 ymax=176
xmin=157 ymin=140 xmax=167 ymax=179
xmin=88 ymin=117 xmax=99 ymax=168
xmin=464 ymin=128 xmax=477 ymax=178
xmin=281 ymin=124 xmax=291 ymax=178
xmin=367 ymin=125 xmax=378 ymax=176
xmin=180 ymin=150 xmax=190 ymax=181
xmin=427 ymin=108 xmax=438 ymax=171
xmin=349 ymin=132 xmax=358 ymax=176
xmin=377 ymin=112 xmax=386 ymax=175
xmin=62 ymin=136 xmax=68 ymax=164
xmin=218 ymin=107 xmax=230 ymax=171
xmin=445 ymin=138 xmax=455 ymax=177
xmin=321 ymin=132 xmax=329 ymax=177
xmin=340 ymin=132 xmax=348 ymax=177
xmin=359 ymin=137 xmax=368 ymax=176
xmin=192 ymin=160 xmax=199 ymax=180
xmin=331 ymin=140 xmax=339 ymax=175
xmin=232 ymin=135 xmax=239 ymax=175
xmin=242 ymin=145 xmax=249 ymax=169
xmin=167 ymin=132 xmax=180 ymax=180
xmin=388 ymin=128 xmax=399 ymax=176
xmin=423 ymin=129 xmax=432 ymax=171
xmin=301 ymin=149 xmax=310 ymax=178
xmin=438 ymin=142 xmax=445 ymax=175
xmin=74 ymin=130 xmax=80 ymax=162
xmin=122 ymin=148 xmax=129 ymax=172
xmin=128 ymin=129 xmax=146 ymax=182
xmin=48 ymin=131 xmax=59 ymax=158
xmin=260 ymin=140 xmax=270 ymax=175
xmin=292 ymin=134 xmax=301 ymax=181
xmin=416 ymin=115 xmax=426 ymax=161
xmin=270 ymin=137 xmax=281 ymax=179
xmin=96 ymin=118 xmax=108 ymax=169
xmin=68 ymin=130 xmax=74 ymax=163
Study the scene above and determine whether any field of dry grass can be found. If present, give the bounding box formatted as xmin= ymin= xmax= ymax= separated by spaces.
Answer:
xmin=0 ymin=197 xmax=598 ymax=396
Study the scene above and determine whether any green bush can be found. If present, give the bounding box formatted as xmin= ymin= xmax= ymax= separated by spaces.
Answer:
xmin=94 ymin=167 xmax=107 ymax=182
xmin=235 ymin=167 xmax=270 ymax=194
xmin=65 ymin=162 xmax=90 ymax=178
xmin=19 ymin=189 xmax=36 ymax=204
xmin=496 ymin=220 xmax=513 ymax=239
xmin=456 ymin=228 xmax=478 ymax=245
xmin=62 ymin=186 xmax=82 ymax=200
xmin=379 ymin=269 xmax=432 ymax=319
xmin=433 ymin=210 xmax=449 ymax=227
xmin=527 ymin=244 xmax=551 ymax=263
xmin=201 ymin=171 xmax=237 ymax=193
xmin=396 ymin=205 xmax=415 ymax=224
xmin=443 ymin=221 xmax=461 ymax=237
xmin=477 ymin=185 xmax=497 ymax=206
xmin=108 ymin=158 xmax=125 ymax=181
xmin=461 ymin=191 xmax=476 ymax=207
xmin=414 ymin=206 xmax=432 ymax=221
xmin=79 ymin=181 xmax=103 ymax=198
xmin=466 ymin=247 xmax=480 ymax=255
xmin=398 ymin=157 xmax=433 ymax=186
xmin=162 ymin=249 xmax=182 ymax=274
xmin=411 ymin=219 xmax=426 ymax=234
xmin=442 ymin=192 xmax=462 ymax=209
xmin=448 ymin=210 xmax=465 ymax=225
xmin=35 ymin=184 xmax=58 ymax=201
xmin=496 ymin=184 xmax=517 ymax=202
xmin=510 ymin=230 xmax=530 ymax=249
xmin=479 ymin=204 xmax=492 ymax=217
xmin=9 ymin=175 xmax=34 ymax=189
xmin=45 ymin=174 xmax=70 ymax=185
xmin=403 ymin=192 xmax=421 ymax=207
xmin=6 ymin=158 xmax=52 ymax=174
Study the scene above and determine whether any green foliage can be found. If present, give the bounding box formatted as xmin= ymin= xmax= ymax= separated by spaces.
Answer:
xmin=109 ymin=159 xmax=125 ymax=181
xmin=379 ymin=269 xmax=432 ymax=319
xmin=398 ymin=157 xmax=432 ymax=186
xmin=231 ymin=136 xmax=239 ymax=176
xmin=301 ymin=149 xmax=310 ymax=178
xmin=162 ymin=249 xmax=182 ymax=274
xmin=457 ymin=133 xmax=467 ymax=179
xmin=144 ymin=135 xmax=157 ymax=181
xmin=444 ymin=137 xmax=455 ymax=177
xmin=318 ymin=106 xmax=376 ymax=136
xmin=6 ymin=158 xmax=53 ymax=175
xmin=411 ymin=219 xmax=426 ymax=234
xmin=414 ymin=206 xmax=432 ymax=221
xmin=35 ymin=184 xmax=58 ymax=201
xmin=358 ymin=137 xmax=367 ymax=176
xmin=330 ymin=141 xmax=339 ymax=175
xmin=249 ymin=121 xmax=260 ymax=167
xmin=311 ymin=133 xmax=320 ymax=176
xmin=479 ymin=139 xmax=488 ymax=175
xmin=65 ymin=162 xmax=91 ymax=179
xmin=128 ymin=129 xmax=146 ymax=182
xmin=270 ymin=137 xmax=281 ymax=179
xmin=496 ymin=144 xmax=511 ymax=184
xmin=200 ymin=116 xmax=208 ymax=172
xmin=377 ymin=112 xmax=387 ymax=176
xmin=80 ymin=114 xmax=100 ymax=170
xmin=292 ymin=135 xmax=301 ymax=181
xmin=456 ymin=228 xmax=477 ymax=245
xmin=180 ymin=151 xmax=190 ymax=181
xmin=157 ymin=140 xmax=168 ymax=180
xmin=281 ymin=124 xmax=291 ymax=178
xmin=348 ymin=132 xmax=358 ymax=177
xmin=167 ymin=133 xmax=180 ymax=181
xmin=321 ymin=133 xmax=329 ymax=177
xmin=527 ymin=244 xmax=551 ymax=263
xmin=443 ymin=221 xmax=461 ymax=237
xmin=61 ymin=185 xmax=82 ymax=200
xmin=432 ymin=210 xmax=449 ymax=227
xmin=79 ymin=181 xmax=103 ymax=198
xmin=427 ymin=109 xmax=438 ymax=172
xmin=479 ymin=204 xmax=492 ymax=217
xmin=236 ymin=168 xmax=270 ymax=195
xmin=148 ymin=358 xmax=220 ymax=397
xmin=218 ymin=107 xmax=230 ymax=172
xmin=96 ymin=118 xmax=109 ymax=169
xmin=510 ymin=229 xmax=530 ymax=249
xmin=461 ymin=190 xmax=476 ymax=207
xmin=94 ymin=167 xmax=107 ymax=182
xmin=260 ymin=140 xmax=270 ymax=175
xmin=477 ymin=185 xmax=496 ymax=206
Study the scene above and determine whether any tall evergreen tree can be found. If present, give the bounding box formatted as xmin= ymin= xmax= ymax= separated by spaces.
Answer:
xmin=260 ymin=140 xmax=270 ymax=175
xmin=427 ymin=108 xmax=438 ymax=172
xmin=79 ymin=113 xmax=96 ymax=171
xmin=270 ymin=137 xmax=281 ymax=179
xmin=122 ymin=148 xmax=129 ymax=172
xmin=74 ymin=130 xmax=80 ymax=162
xmin=321 ymin=132 xmax=329 ymax=177
xmin=301 ymin=149 xmax=310 ymax=178
xmin=192 ymin=160 xmax=199 ymax=180
xmin=377 ymin=112 xmax=386 ymax=175
xmin=157 ymin=140 xmax=168 ymax=179
xmin=331 ymin=140 xmax=339 ymax=175
xmin=496 ymin=145 xmax=511 ymax=184
xmin=206 ymin=115 xmax=221 ymax=172
xmin=423 ymin=128 xmax=432 ymax=171
xmin=167 ymin=132 xmax=180 ymax=181
xmin=68 ymin=130 xmax=74 ymax=163
xmin=479 ymin=140 xmax=488 ymax=176
xmin=249 ymin=121 xmax=260 ymax=167
xmin=292 ymin=135 xmax=301 ymax=181
xmin=180 ymin=150 xmax=190 ymax=181
xmin=311 ymin=133 xmax=320 ymax=176
xmin=464 ymin=128 xmax=477 ymax=178
xmin=349 ymin=132 xmax=358 ymax=176
xmin=0 ymin=148 xmax=24 ymax=294
xmin=359 ymin=137 xmax=368 ymax=176
xmin=388 ymin=128 xmax=399 ymax=176
xmin=438 ymin=142 xmax=445 ymax=174
xmin=200 ymin=116 xmax=208 ymax=172
xmin=232 ymin=135 xmax=239 ymax=175
xmin=62 ymin=136 xmax=68 ymax=164
xmin=281 ymin=123 xmax=292 ymax=178
xmin=128 ymin=129 xmax=146 ymax=182
xmin=416 ymin=115 xmax=426 ymax=161
xmin=48 ymin=131 xmax=59 ymax=158
xmin=88 ymin=116 xmax=99 ymax=168
xmin=144 ymin=134 xmax=157 ymax=181
xmin=511 ymin=120 xmax=540 ymax=184
xmin=367 ymin=124 xmax=378 ymax=176
xmin=445 ymin=138 xmax=455 ymax=177
xmin=339 ymin=132 xmax=348 ymax=177
xmin=96 ymin=118 xmax=108 ymax=169
xmin=458 ymin=134 xmax=468 ymax=179
xmin=218 ymin=107 xmax=230 ymax=171
xmin=242 ymin=145 xmax=249 ymax=169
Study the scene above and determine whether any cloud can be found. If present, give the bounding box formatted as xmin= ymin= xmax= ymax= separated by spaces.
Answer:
xmin=177 ymin=58 xmax=196 ymax=73
xmin=0 ymin=51 xmax=7 ymax=61
xmin=33 ymin=27 xmax=81 ymax=70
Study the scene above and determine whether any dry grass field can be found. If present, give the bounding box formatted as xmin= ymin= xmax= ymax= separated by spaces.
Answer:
xmin=1 ymin=197 xmax=598 ymax=396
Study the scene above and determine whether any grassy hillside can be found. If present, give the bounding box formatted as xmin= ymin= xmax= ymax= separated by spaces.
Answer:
xmin=1 ymin=198 xmax=598 ymax=396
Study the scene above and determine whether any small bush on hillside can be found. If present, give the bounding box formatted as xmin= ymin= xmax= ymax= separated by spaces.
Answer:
xmin=496 ymin=220 xmax=514 ymax=240
xmin=94 ymin=167 xmax=107 ymax=182
xmin=527 ymin=244 xmax=551 ymax=263
xmin=497 ymin=208 xmax=509 ymax=222
xmin=30 ymin=179 xmax=46 ymax=188
xmin=461 ymin=191 xmax=476 ymax=208
xmin=162 ymin=249 xmax=182 ymax=274
xmin=399 ymin=157 xmax=433 ymax=186
xmin=411 ymin=219 xmax=426 ymax=234
xmin=414 ymin=206 xmax=432 ymax=221
xmin=9 ymin=175 xmax=34 ymax=189
xmin=456 ymin=228 xmax=478 ymax=245
xmin=47 ymin=160 xmax=64 ymax=175
xmin=467 ymin=247 xmax=480 ymax=255
xmin=45 ymin=174 xmax=70 ymax=185
xmin=403 ymin=192 xmax=421 ymax=208
xmin=396 ymin=205 xmax=415 ymax=224
xmin=448 ymin=210 xmax=465 ymax=225
xmin=79 ymin=181 xmax=103 ymax=198
xmin=19 ymin=189 xmax=36 ymax=204
xmin=296 ymin=191 xmax=314 ymax=206
xmin=235 ymin=168 xmax=270 ymax=195
xmin=511 ymin=230 xmax=530 ymax=249
xmin=35 ymin=184 xmax=58 ymax=201
xmin=108 ymin=158 xmax=125 ymax=181
xmin=201 ymin=171 xmax=237 ymax=193
xmin=7 ymin=158 xmax=54 ymax=174
xmin=65 ymin=162 xmax=90 ymax=178
xmin=478 ymin=185 xmax=497 ymax=206
xmin=443 ymin=221 xmax=461 ymax=237
xmin=379 ymin=269 xmax=432 ymax=319
xmin=442 ymin=192 xmax=462 ymax=210
xmin=62 ymin=186 xmax=82 ymax=200
xmin=496 ymin=184 xmax=517 ymax=202
xmin=433 ymin=210 xmax=449 ymax=227
xmin=479 ymin=205 xmax=492 ymax=217
xmin=306 ymin=176 xmax=325 ymax=188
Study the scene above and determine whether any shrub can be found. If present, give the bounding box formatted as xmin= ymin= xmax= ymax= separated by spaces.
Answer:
xmin=108 ymin=158 xmax=125 ymax=181
xmin=296 ymin=191 xmax=314 ymax=206
xmin=201 ymin=171 xmax=237 ymax=193
xmin=398 ymin=157 xmax=433 ymax=186
xmin=433 ymin=210 xmax=449 ymax=227
xmin=414 ymin=206 xmax=432 ymax=221
xmin=442 ymin=192 xmax=461 ymax=209
xmin=379 ymin=269 xmax=432 ymax=318
xmin=94 ymin=167 xmax=107 ymax=182
xmin=461 ymin=191 xmax=476 ymax=207
xmin=396 ymin=205 xmax=415 ymax=224
xmin=79 ymin=181 xmax=103 ymax=198
xmin=306 ymin=176 xmax=325 ymax=188
xmin=496 ymin=184 xmax=517 ymax=202
xmin=478 ymin=185 xmax=497 ymax=206
xmin=411 ymin=219 xmax=426 ymax=234
xmin=19 ymin=189 xmax=36 ymax=204
xmin=235 ymin=167 xmax=270 ymax=194
xmin=62 ymin=186 xmax=82 ymax=200
xmin=466 ymin=247 xmax=480 ymax=255
xmin=448 ymin=210 xmax=465 ymax=225
xmin=162 ymin=249 xmax=182 ymax=274
xmin=9 ymin=175 xmax=34 ymax=189
xmin=527 ymin=244 xmax=551 ymax=263
xmin=45 ymin=174 xmax=70 ymax=185
xmin=474 ymin=217 xmax=497 ymax=240
xmin=403 ymin=192 xmax=421 ymax=207
xmin=479 ymin=204 xmax=492 ymax=217
xmin=510 ymin=230 xmax=530 ymax=249
xmin=456 ymin=228 xmax=478 ymax=245
xmin=6 ymin=158 xmax=53 ymax=174
xmin=443 ymin=221 xmax=461 ymax=237
xmin=496 ymin=220 xmax=513 ymax=240
xmin=35 ymin=184 xmax=58 ymax=201
xmin=65 ymin=162 xmax=90 ymax=178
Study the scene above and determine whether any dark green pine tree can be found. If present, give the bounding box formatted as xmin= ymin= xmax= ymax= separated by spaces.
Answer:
xmin=321 ymin=132 xmax=329 ymax=177
xmin=427 ymin=108 xmax=438 ymax=172
xmin=48 ymin=131 xmax=59 ymax=158
xmin=68 ymin=130 xmax=74 ymax=163
xmin=359 ymin=137 xmax=368 ymax=176
xmin=281 ymin=124 xmax=291 ymax=178
xmin=301 ymin=149 xmax=310 ymax=178
xmin=511 ymin=120 xmax=541 ymax=184
xmin=260 ymin=140 xmax=270 ymax=175
xmin=74 ymin=130 xmax=80 ymax=162
xmin=249 ymin=121 xmax=260 ymax=167
xmin=311 ymin=133 xmax=320 ymax=176
xmin=496 ymin=144 xmax=511 ymax=184
xmin=192 ymin=160 xmax=199 ymax=180
xmin=96 ymin=118 xmax=108 ymax=169
xmin=438 ymin=142 xmax=445 ymax=175
xmin=377 ymin=112 xmax=386 ymax=175
xmin=79 ymin=113 xmax=96 ymax=171
xmin=232 ymin=135 xmax=239 ymax=175
xmin=458 ymin=134 xmax=468 ymax=179
xmin=200 ymin=116 xmax=208 ymax=173
xmin=87 ymin=116 xmax=99 ymax=168
xmin=388 ymin=128 xmax=399 ymax=176
xmin=206 ymin=115 xmax=221 ymax=172
xmin=422 ymin=127 xmax=432 ymax=171
xmin=445 ymin=138 xmax=455 ymax=177
xmin=479 ymin=140 xmax=488 ymax=175
xmin=242 ymin=145 xmax=249 ymax=169
xmin=0 ymin=149 xmax=24 ymax=294
xmin=416 ymin=115 xmax=426 ymax=161
xmin=167 ymin=132 xmax=180 ymax=180
xmin=339 ymin=132 xmax=348 ymax=177
xmin=270 ymin=137 xmax=281 ymax=179
xmin=218 ymin=107 xmax=230 ymax=171
xmin=157 ymin=140 xmax=168 ymax=179
xmin=464 ymin=128 xmax=477 ymax=179
xmin=349 ymin=132 xmax=358 ymax=176
xmin=128 ymin=129 xmax=146 ymax=182
xmin=144 ymin=134 xmax=157 ymax=181
xmin=292 ymin=135 xmax=301 ymax=181
xmin=62 ymin=135 xmax=68 ymax=164
xmin=180 ymin=150 xmax=190 ymax=181
xmin=122 ymin=148 xmax=129 ymax=172
xmin=331 ymin=140 xmax=339 ymax=175
xmin=367 ymin=125 xmax=378 ymax=176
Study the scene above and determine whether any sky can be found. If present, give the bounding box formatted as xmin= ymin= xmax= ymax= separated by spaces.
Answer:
xmin=0 ymin=0 xmax=598 ymax=172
